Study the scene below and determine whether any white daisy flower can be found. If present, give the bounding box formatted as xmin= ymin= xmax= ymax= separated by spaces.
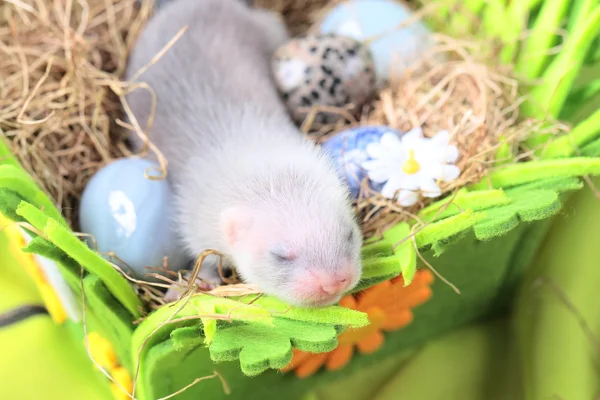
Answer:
xmin=361 ymin=127 xmax=460 ymax=206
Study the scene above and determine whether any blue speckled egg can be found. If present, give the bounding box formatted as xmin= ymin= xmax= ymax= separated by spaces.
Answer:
xmin=318 ymin=0 xmax=432 ymax=85
xmin=79 ymin=158 xmax=187 ymax=279
xmin=321 ymin=126 xmax=404 ymax=197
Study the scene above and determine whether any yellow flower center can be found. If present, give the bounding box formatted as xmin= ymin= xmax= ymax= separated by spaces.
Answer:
xmin=402 ymin=150 xmax=420 ymax=174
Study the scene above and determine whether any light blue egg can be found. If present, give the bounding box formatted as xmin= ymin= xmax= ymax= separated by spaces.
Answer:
xmin=321 ymin=126 xmax=404 ymax=198
xmin=319 ymin=0 xmax=432 ymax=83
xmin=79 ymin=158 xmax=187 ymax=278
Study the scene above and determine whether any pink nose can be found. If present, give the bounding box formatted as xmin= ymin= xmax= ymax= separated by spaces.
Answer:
xmin=321 ymin=278 xmax=350 ymax=295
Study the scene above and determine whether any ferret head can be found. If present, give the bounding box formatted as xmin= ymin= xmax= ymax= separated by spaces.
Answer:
xmin=219 ymin=148 xmax=363 ymax=307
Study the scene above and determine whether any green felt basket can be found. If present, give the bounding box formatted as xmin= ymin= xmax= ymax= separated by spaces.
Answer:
xmin=1 ymin=0 xmax=600 ymax=399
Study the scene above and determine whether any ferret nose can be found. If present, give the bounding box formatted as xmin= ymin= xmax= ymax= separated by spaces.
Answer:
xmin=320 ymin=277 xmax=350 ymax=295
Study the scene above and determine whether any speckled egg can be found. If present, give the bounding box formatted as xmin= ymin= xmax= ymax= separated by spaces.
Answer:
xmin=321 ymin=125 xmax=404 ymax=198
xmin=317 ymin=0 xmax=433 ymax=85
xmin=272 ymin=33 xmax=377 ymax=125
xmin=79 ymin=158 xmax=187 ymax=279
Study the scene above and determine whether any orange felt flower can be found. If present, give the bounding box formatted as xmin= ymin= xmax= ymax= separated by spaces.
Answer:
xmin=282 ymin=269 xmax=434 ymax=378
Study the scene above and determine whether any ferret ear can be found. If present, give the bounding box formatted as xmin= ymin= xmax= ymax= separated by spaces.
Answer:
xmin=220 ymin=206 xmax=254 ymax=248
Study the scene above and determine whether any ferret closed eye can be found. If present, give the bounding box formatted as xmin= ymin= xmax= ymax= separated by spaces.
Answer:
xmin=270 ymin=249 xmax=296 ymax=263
xmin=126 ymin=0 xmax=363 ymax=307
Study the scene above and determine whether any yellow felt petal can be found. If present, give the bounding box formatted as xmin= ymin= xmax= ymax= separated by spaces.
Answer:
xmin=110 ymin=366 xmax=133 ymax=400
xmin=197 ymin=301 xmax=218 ymax=344
xmin=86 ymin=332 xmax=119 ymax=370
xmin=39 ymin=283 xmax=67 ymax=324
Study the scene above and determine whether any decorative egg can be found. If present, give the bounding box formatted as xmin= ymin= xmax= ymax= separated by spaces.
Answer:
xmin=79 ymin=158 xmax=187 ymax=279
xmin=317 ymin=0 xmax=433 ymax=85
xmin=320 ymin=125 xmax=404 ymax=198
xmin=272 ymin=33 xmax=377 ymax=125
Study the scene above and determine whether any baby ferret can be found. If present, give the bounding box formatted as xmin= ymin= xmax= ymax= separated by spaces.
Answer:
xmin=125 ymin=0 xmax=363 ymax=307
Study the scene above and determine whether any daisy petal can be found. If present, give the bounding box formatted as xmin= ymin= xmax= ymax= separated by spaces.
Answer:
xmin=420 ymin=162 xmax=450 ymax=181
xmin=403 ymin=126 xmax=424 ymax=140
xmin=365 ymin=142 xmax=386 ymax=159
xmin=361 ymin=159 xmax=385 ymax=172
xmin=441 ymin=164 xmax=461 ymax=182
xmin=397 ymin=190 xmax=419 ymax=206
xmin=443 ymin=145 xmax=459 ymax=163
xmin=401 ymin=172 xmax=422 ymax=190
xmin=365 ymin=168 xmax=390 ymax=183
xmin=420 ymin=179 xmax=442 ymax=198
xmin=381 ymin=180 xmax=399 ymax=199
xmin=361 ymin=160 xmax=391 ymax=183
xmin=401 ymin=128 xmax=424 ymax=148
xmin=379 ymin=132 xmax=404 ymax=153
xmin=430 ymin=130 xmax=450 ymax=145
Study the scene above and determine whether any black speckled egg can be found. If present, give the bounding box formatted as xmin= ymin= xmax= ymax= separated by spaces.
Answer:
xmin=272 ymin=33 xmax=377 ymax=125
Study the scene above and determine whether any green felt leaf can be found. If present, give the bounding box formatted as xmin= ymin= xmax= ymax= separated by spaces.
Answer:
xmin=351 ymin=275 xmax=399 ymax=293
xmin=523 ymin=6 xmax=600 ymax=119
xmin=360 ymin=240 xmax=393 ymax=259
xmin=473 ymin=189 xmax=561 ymax=240
xmin=0 ymin=188 xmax=25 ymax=222
xmin=507 ymin=176 xmax=584 ymax=193
xmin=170 ymin=325 xmax=205 ymax=352
xmin=131 ymin=295 xmax=276 ymax=382
xmin=401 ymin=177 xmax=583 ymax=252
xmin=581 ymin=137 xmax=600 ymax=157
xmin=500 ymin=0 xmax=543 ymax=63
xmin=135 ymin=295 xmax=275 ymax=340
xmin=22 ymin=236 xmax=81 ymax=293
xmin=133 ymin=294 xmax=367 ymax=380
xmin=494 ymin=135 xmax=514 ymax=166
xmin=239 ymin=296 xmax=369 ymax=328
xmin=378 ymin=222 xmax=417 ymax=285
xmin=469 ymin=157 xmax=600 ymax=190
xmin=0 ymin=165 xmax=66 ymax=226
xmin=360 ymin=256 xmax=402 ymax=280
xmin=515 ymin=0 xmax=569 ymax=79
xmin=481 ymin=0 xmax=508 ymax=37
xmin=418 ymin=189 xmax=511 ymax=222
xmin=84 ymin=274 xmax=136 ymax=372
xmin=197 ymin=301 xmax=218 ymax=344
xmin=394 ymin=223 xmax=417 ymax=286
xmin=567 ymin=0 xmax=596 ymax=34
xmin=415 ymin=210 xmax=485 ymax=248
xmin=209 ymin=318 xmax=339 ymax=376
xmin=540 ymin=107 xmax=600 ymax=158
xmin=0 ymin=136 xmax=20 ymax=168
xmin=353 ymin=225 xmax=415 ymax=289
xmin=15 ymin=201 xmax=143 ymax=319
xmin=358 ymin=222 xmax=417 ymax=285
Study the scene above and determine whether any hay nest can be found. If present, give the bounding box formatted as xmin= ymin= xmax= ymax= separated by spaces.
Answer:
xmin=0 ymin=0 xmax=553 ymax=301
xmin=0 ymin=0 xmax=152 ymax=225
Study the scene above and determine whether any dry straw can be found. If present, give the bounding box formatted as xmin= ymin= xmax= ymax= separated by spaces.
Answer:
xmin=0 ymin=0 xmax=154 ymax=225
